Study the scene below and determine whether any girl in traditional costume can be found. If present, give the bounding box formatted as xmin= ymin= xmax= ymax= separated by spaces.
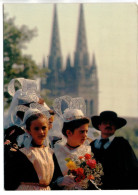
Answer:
xmin=52 ymin=96 xmax=101 ymax=190
xmin=4 ymin=104 xmax=63 ymax=190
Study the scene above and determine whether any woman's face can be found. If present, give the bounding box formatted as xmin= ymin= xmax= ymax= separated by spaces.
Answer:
xmin=29 ymin=117 xmax=48 ymax=146
xmin=67 ymin=123 xmax=89 ymax=147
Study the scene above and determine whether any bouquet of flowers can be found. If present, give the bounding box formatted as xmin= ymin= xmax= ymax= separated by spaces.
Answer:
xmin=65 ymin=153 xmax=104 ymax=189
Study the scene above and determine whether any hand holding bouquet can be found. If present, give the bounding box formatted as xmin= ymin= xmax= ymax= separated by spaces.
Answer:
xmin=65 ymin=153 xmax=104 ymax=189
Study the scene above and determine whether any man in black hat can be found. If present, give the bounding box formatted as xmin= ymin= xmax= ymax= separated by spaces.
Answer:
xmin=90 ymin=111 xmax=138 ymax=190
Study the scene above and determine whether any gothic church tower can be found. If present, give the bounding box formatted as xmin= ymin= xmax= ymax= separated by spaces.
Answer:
xmin=41 ymin=4 xmax=98 ymax=116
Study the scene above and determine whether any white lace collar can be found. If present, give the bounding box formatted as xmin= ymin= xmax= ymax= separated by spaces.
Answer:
xmin=53 ymin=141 xmax=91 ymax=176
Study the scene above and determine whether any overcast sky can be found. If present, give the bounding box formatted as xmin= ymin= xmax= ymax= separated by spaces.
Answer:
xmin=3 ymin=2 xmax=138 ymax=117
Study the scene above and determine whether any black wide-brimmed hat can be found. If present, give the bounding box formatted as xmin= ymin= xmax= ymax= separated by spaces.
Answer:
xmin=91 ymin=111 xmax=127 ymax=131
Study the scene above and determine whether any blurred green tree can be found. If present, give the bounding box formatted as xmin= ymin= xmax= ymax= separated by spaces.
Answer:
xmin=4 ymin=13 xmax=49 ymax=109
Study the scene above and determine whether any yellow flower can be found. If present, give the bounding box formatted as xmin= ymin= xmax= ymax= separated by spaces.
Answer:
xmin=65 ymin=157 xmax=71 ymax=162
xmin=66 ymin=160 xmax=76 ymax=170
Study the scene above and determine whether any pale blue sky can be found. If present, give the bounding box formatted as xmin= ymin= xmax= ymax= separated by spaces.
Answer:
xmin=3 ymin=2 xmax=138 ymax=117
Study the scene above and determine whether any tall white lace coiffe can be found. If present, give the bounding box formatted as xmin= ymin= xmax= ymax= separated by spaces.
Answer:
xmin=53 ymin=95 xmax=87 ymax=120
xmin=51 ymin=95 xmax=88 ymax=143
xmin=5 ymin=78 xmax=50 ymax=129
xmin=11 ymin=102 xmax=50 ymax=128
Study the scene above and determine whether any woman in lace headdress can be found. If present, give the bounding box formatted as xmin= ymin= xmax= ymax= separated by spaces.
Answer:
xmin=52 ymin=96 xmax=97 ymax=190
xmin=4 ymin=106 xmax=63 ymax=190
xmin=43 ymin=109 xmax=57 ymax=147
xmin=4 ymin=78 xmax=50 ymax=148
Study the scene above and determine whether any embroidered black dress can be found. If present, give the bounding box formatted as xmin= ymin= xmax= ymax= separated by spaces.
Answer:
xmin=4 ymin=147 xmax=62 ymax=190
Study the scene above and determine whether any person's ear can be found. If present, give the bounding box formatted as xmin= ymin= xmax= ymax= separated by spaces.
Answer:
xmin=66 ymin=129 xmax=73 ymax=137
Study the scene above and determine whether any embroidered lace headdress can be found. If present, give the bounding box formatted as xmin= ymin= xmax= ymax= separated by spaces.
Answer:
xmin=51 ymin=96 xmax=89 ymax=144
xmin=5 ymin=78 xmax=50 ymax=128
xmin=53 ymin=95 xmax=87 ymax=122
xmin=11 ymin=102 xmax=50 ymax=128
xmin=8 ymin=78 xmax=39 ymax=103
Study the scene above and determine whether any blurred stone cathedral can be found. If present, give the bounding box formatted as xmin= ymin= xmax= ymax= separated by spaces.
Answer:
xmin=41 ymin=4 xmax=99 ymax=116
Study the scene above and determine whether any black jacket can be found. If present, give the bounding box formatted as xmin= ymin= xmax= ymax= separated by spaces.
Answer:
xmin=90 ymin=137 xmax=138 ymax=190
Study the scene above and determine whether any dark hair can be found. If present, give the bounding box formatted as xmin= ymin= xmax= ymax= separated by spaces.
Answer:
xmin=16 ymin=102 xmax=34 ymax=120
xmin=16 ymin=111 xmax=25 ymax=120
xmin=62 ymin=118 xmax=89 ymax=137
xmin=25 ymin=113 xmax=48 ymax=131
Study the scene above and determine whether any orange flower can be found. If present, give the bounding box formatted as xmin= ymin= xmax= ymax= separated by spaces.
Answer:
xmin=87 ymin=175 xmax=95 ymax=180
xmin=84 ymin=153 xmax=91 ymax=160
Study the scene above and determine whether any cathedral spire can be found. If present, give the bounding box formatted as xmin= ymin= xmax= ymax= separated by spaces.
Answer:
xmin=76 ymin=4 xmax=88 ymax=53
xmin=50 ymin=4 xmax=61 ymax=57
xmin=48 ymin=4 xmax=62 ymax=73
xmin=74 ymin=3 xmax=89 ymax=81
xmin=47 ymin=4 xmax=63 ymax=95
